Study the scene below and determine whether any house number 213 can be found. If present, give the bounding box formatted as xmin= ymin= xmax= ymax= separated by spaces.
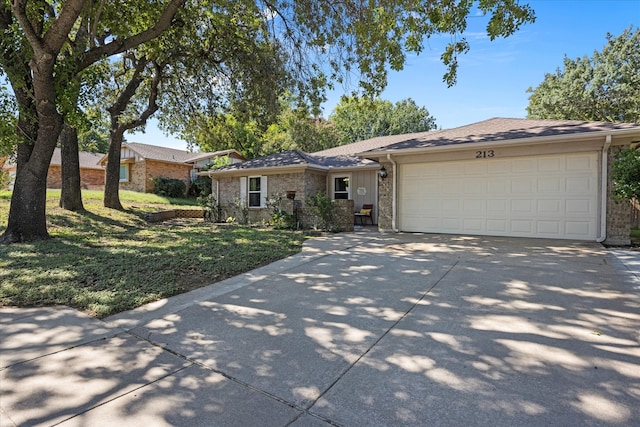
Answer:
xmin=475 ymin=150 xmax=495 ymax=159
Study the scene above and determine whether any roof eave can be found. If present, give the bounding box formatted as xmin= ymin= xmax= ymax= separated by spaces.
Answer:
xmin=359 ymin=127 xmax=640 ymax=158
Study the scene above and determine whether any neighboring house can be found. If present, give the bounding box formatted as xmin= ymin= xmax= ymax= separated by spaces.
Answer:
xmin=100 ymin=142 xmax=245 ymax=193
xmin=204 ymin=117 xmax=640 ymax=245
xmin=362 ymin=117 xmax=640 ymax=245
xmin=3 ymin=148 xmax=105 ymax=190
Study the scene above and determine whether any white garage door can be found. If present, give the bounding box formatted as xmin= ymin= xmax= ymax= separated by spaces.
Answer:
xmin=399 ymin=153 xmax=599 ymax=240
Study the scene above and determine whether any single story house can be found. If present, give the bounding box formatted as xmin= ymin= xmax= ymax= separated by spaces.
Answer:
xmin=202 ymin=118 xmax=640 ymax=245
xmin=100 ymin=142 xmax=245 ymax=193
xmin=3 ymin=148 xmax=105 ymax=190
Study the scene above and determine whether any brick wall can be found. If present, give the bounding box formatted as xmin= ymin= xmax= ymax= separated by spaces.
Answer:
xmin=45 ymin=166 xmax=105 ymax=190
xmin=46 ymin=166 xmax=62 ymax=188
xmin=605 ymin=148 xmax=631 ymax=245
xmin=145 ymin=161 xmax=192 ymax=194
xmin=121 ymin=162 xmax=146 ymax=192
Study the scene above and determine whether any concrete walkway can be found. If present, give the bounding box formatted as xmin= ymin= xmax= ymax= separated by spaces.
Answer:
xmin=1 ymin=233 xmax=639 ymax=426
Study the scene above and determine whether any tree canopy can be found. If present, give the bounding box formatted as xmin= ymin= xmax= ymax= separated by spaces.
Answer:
xmin=526 ymin=27 xmax=640 ymax=123
xmin=1 ymin=0 xmax=535 ymax=243
xmin=330 ymin=96 xmax=438 ymax=144
xmin=611 ymin=147 xmax=640 ymax=202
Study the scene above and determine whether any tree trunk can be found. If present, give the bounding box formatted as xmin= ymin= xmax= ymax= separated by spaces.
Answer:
xmin=1 ymin=118 xmax=61 ymax=244
xmin=59 ymin=123 xmax=85 ymax=211
xmin=104 ymin=129 xmax=124 ymax=210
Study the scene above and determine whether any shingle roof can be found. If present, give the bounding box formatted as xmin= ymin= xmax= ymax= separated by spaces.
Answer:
xmin=311 ymin=130 xmax=440 ymax=156
xmin=215 ymin=150 xmax=376 ymax=172
xmin=124 ymin=142 xmax=238 ymax=164
xmin=55 ymin=149 xmax=105 ymax=170
xmin=4 ymin=148 xmax=104 ymax=170
xmin=124 ymin=142 xmax=199 ymax=163
xmin=359 ymin=118 xmax=640 ymax=153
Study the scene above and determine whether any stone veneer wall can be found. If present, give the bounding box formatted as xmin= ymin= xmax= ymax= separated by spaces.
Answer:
xmin=605 ymin=147 xmax=631 ymax=245
xmin=377 ymin=161 xmax=394 ymax=231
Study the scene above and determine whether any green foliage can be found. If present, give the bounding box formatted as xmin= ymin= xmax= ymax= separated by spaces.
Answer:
xmin=189 ymin=176 xmax=212 ymax=197
xmin=306 ymin=193 xmax=337 ymax=231
xmin=197 ymin=193 xmax=222 ymax=222
xmin=229 ymin=198 xmax=250 ymax=225
xmin=330 ymin=96 xmax=437 ymax=144
xmin=611 ymin=148 xmax=640 ymax=201
xmin=152 ymin=177 xmax=187 ymax=198
xmin=527 ymin=27 xmax=640 ymax=123
xmin=266 ymin=193 xmax=296 ymax=229
xmin=0 ymin=85 xmax=19 ymax=154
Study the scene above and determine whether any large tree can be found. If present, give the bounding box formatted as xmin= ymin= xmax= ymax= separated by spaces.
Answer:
xmin=1 ymin=0 xmax=535 ymax=243
xmin=0 ymin=0 xmax=185 ymax=243
xmin=527 ymin=27 xmax=640 ymax=123
xmin=330 ymin=96 xmax=438 ymax=144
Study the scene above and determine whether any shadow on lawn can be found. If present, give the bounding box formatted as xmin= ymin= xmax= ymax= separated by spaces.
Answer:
xmin=1 ymin=234 xmax=638 ymax=425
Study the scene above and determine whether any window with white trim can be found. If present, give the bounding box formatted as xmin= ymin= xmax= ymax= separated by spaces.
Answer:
xmin=333 ymin=176 xmax=350 ymax=200
xmin=119 ymin=164 xmax=129 ymax=182
xmin=240 ymin=176 xmax=268 ymax=208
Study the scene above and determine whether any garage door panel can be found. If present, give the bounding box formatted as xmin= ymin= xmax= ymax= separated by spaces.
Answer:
xmin=566 ymin=177 xmax=593 ymax=193
xmin=487 ymin=199 xmax=508 ymax=213
xmin=537 ymin=221 xmax=561 ymax=234
xmin=399 ymin=153 xmax=598 ymax=240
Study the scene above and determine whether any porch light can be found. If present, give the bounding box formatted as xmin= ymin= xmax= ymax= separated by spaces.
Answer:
xmin=378 ymin=166 xmax=388 ymax=179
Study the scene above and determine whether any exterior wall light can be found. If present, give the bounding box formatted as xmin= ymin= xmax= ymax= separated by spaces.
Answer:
xmin=378 ymin=166 xmax=388 ymax=179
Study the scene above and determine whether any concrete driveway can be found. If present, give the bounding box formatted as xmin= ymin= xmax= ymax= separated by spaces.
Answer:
xmin=1 ymin=233 xmax=639 ymax=426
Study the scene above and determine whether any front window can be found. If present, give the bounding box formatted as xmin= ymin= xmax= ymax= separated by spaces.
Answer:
xmin=119 ymin=164 xmax=129 ymax=182
xmin=334 ymin=176 xmax=349 ymax=199
xmin=248 ymin=177 xmax=262 ymax=207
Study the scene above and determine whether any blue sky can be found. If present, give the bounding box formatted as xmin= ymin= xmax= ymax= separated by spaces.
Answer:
xmin=133 ymin=0 xmax=639 ymax=151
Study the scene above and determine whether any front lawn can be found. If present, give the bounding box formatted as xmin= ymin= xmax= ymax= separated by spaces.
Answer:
xmin=0 ymin=190 xmax=305 ymax=317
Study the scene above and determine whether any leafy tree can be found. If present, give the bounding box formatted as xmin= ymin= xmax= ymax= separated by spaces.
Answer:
xmin=527 ymin=27 xmax=640 ymax=122
xmin=1 ymin=0 xmax=535 ymax=243
xmin=330 ymin=97 xmax=437 ymax=144
xmin=611 ymin=148 xmax=640 ymax=201
xmin=0 ymin=0 xmax=185 ymax=243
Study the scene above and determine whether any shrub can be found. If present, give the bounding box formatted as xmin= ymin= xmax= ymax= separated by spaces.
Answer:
xmin=197 ymin=193 xmax=222 ymax=222
xmin=306 ymin=192 xmax=338 ymax=231
xmin=189 ymin=176 xmax=212 ymax=197
xmin=229 ymin=198 xmax=249 ymax=225
xmin=152 ymin=177 xmax=187 ymax=198
xmin=612 ymin=147 xmax=640 ymax=201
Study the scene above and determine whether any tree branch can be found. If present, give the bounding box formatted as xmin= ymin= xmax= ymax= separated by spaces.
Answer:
xmin=79 ymin=0 xmax=185 ymax=72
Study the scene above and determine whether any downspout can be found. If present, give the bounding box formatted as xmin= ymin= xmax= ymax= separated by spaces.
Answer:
xmin=387 ymin=153 xmax=399 ymax=232
xmin=597 ymin=134 xmax=612 ymax=243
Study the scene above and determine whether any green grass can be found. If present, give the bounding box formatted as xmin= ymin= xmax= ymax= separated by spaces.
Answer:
xmin=631 ymin=228 xmax=640 ymax=244
xmin=0 ymin=190 xmax=304 ymax=317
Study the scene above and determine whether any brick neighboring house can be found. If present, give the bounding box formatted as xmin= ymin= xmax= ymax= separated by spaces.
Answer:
xmin=3 ymin=148 xmax=105 ymax=190
xmin=206 ymin=117 xmax=640 ymax=245
xmin=99 ymin=142 xmax=245 ymax=194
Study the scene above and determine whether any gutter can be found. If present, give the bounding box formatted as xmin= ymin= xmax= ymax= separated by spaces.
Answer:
xmin=597 ymin=134 xmax=612 ymax=243
xmin=387 ymin=153 xmax=399 ymax=232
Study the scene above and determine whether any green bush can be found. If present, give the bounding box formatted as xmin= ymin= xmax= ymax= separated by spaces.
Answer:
xmin=152 ymin=177 xmax=187 ymax=198
xmin=612 ymin=147 xmax=640 ymax=201
xmin=306 ymin=192 xmax=337 ymax=231
xmin=197 ymin=193 xmax=222 ymax=222
xmin=189 ymin=176 xmax=212 ymax=197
